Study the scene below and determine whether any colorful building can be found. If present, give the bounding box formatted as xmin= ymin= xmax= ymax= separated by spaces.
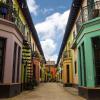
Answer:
xmin=45 ymin=61 xmax=56 ymax=82
xmin=57 ymin=0 xmax=100 ymax=99
xmin=57 ymin=4 xmax=79 ymax=87
xmin=0 ymin=0 xmax=45 ymax=98
xmin=75 ymin=0 xmax=100 ymax=99
xmin=56 ymin=59 xmax=63 ymax=82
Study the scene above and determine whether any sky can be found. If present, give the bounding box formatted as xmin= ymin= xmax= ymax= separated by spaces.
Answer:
xmin=27 ymin=0 xmax=72 ymax=62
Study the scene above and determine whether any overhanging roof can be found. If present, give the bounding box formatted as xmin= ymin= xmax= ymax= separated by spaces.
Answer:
xmin=56 ymin=0 xmax=83 ymax=66
xmin=17 ymin=0 xmax=46 ymax=62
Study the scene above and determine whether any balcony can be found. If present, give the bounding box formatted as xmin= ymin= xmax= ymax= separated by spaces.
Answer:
xmin=63 ymin=50 xmax=72 ymax=60
xmin=76 ymin=1 xmax=100 ymax=33
xmin=0 ymin=2 xmax=25 ymax=35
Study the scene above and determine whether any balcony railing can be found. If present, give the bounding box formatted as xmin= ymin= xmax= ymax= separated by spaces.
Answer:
xmin=0 ymin=2 xmax=26 ymax=34
xmin=63 ymin=50 xmax=72 ymax=59
xmin=76 ymin=1 xmax=100 ymax=33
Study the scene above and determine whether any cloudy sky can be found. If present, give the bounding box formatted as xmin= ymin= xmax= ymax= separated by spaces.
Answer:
xmin=27 ymin=0 xmax=72 ymax=62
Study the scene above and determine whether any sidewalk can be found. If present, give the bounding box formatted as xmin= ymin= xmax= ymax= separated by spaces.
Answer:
xmin=57 ymin=83 xmax=85 ymax=99
xmin=64 ymin=87 xmax=78 ymax=96
xmin=57 ymin=83 xmax=78 ymax=96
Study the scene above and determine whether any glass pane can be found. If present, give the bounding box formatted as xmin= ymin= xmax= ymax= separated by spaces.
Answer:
xmin=0 ymin=58 xmax=2 ymax=65
xmin=0 ymin=50 xmax=2 ymax=56
xmin=0 ymin=41 xmax=3 ymax=48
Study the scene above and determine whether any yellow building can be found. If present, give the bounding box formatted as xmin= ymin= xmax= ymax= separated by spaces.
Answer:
xmin=71 ymin=25 xmax=78 ymax=88
xmin=56 ymin=2 xmax=79 ymax=87
xmin=57 ymin=28 xmax=74 ymax=87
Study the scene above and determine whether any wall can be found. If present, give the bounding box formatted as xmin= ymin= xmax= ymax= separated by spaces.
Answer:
xmin=0 ymin=19 xmax=23 ymax=84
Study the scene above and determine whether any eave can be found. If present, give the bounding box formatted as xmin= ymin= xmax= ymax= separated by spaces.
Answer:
xmin=56 ymin=0 xmax=83 ymax=66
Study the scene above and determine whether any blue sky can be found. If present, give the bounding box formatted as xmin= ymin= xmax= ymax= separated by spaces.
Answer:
xmin=27 ymin=0 xmax=72 ymax=62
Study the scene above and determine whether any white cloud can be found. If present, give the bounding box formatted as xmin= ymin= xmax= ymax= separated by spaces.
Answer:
xmin=41 ymin=39 xmax=56 ymax=56
xmin=41 ymin=39 xmax=58 ymax=62
xmin=35 ymin=10 xmax=70 ymax=62
xmin=35 ymin=10 xmax=70 ymax=40
xmin=27 ymin=0 xmax=39 ymax=15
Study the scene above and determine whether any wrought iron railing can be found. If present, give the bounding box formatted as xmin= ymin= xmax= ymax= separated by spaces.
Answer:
xmin=76 ymin=1 xmax=100 ymax=33
xmin=0 ymin=2 xmax=26 ymax=34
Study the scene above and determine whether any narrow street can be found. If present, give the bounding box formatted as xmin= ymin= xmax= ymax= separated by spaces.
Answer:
xmin=0 ymin=0 xmax=100 ymax=99
xmin=4 ymin=83 xmax=85 ymax=100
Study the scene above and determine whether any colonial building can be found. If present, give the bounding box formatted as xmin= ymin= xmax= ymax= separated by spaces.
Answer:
xmin=56 ymin=56 xmax=65 ymax=84
xmin=45 ymin=61 xmax=56 ymax=82
xmin=0 ymin=0 xmax=45 ymax=98
xmin=56 ymin=1 xmax=80 ymax=87
xmin=56 ymin=60 xmax=63 ymax=82
xmin=57 ymin=0 xmax=100 ymax=99
xmin=75 ymin=0 xmax=100 ymax=99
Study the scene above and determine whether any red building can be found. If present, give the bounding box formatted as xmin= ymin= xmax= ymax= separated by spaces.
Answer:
xmin=45 ymin=61 xmax=57 ymax=82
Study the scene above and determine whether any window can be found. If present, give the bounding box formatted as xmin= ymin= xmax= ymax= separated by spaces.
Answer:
xmin=67 ymin=65 xmax=70 ymax=83
xmin=16 ymin=46 xmax=21 ymax=83
xmin=0 ymin=38 xmax=6 ymax=82
xmin=12 ymin=42 xmax=17 ymax=83
xmin=74 ymin=61 xmax=77 ymax=74
xmin=78 ymin=47 xmax=82 ymax=85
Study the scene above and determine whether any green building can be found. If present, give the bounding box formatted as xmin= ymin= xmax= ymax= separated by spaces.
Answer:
xmin=74 ymin=0 xmax=100 ymax=99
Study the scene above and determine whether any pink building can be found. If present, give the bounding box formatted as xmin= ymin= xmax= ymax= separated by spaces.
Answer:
xmin=0 ymin=1 xmax=45 ymax=98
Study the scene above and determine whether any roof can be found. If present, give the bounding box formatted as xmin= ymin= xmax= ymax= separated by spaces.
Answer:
xmin=17 ymin=0 xmax=46 ymax=62
xmin=56 ymin=0 xmax=83 ymax=66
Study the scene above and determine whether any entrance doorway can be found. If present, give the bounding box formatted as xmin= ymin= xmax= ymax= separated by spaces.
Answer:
xmin=0 ymin=38 xmax=6 ymax=83
xmin=92 ymin=37 xmax=100 ymax=86
xmin=66 ymin=65 xmax=70 ymax=83
xmin=33 ymin=64 xmax=36 ymax=80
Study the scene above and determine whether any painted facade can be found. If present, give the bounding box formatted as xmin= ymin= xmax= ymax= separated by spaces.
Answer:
xmin=57 ymin=0 xmax=100 ymax=99
xmin=57 ymin=25 xmax=78 ymax=87
xmin=0 ymin=0 xmax=45 ymax=98
xmin=75 ymin=0 xmax=100 ymax=99
xmin=74 ymin=0 xmax=100 ymax=99
xmin=70 ymin=25 xmax=79 ymax=87
xmin=45 ymin=61 xmax=56 ymax=82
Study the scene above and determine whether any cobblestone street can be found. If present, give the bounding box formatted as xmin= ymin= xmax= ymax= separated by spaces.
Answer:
xmin=2 ymin=83 xmax=85 ymax=100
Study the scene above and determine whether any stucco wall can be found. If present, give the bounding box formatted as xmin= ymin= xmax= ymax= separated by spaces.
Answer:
xmin=0 ymin=19 xmax=23 ymax=84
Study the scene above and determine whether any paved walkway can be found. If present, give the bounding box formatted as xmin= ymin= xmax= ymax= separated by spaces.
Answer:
xmin=2 ymin=83 xmax=85 ymax=100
